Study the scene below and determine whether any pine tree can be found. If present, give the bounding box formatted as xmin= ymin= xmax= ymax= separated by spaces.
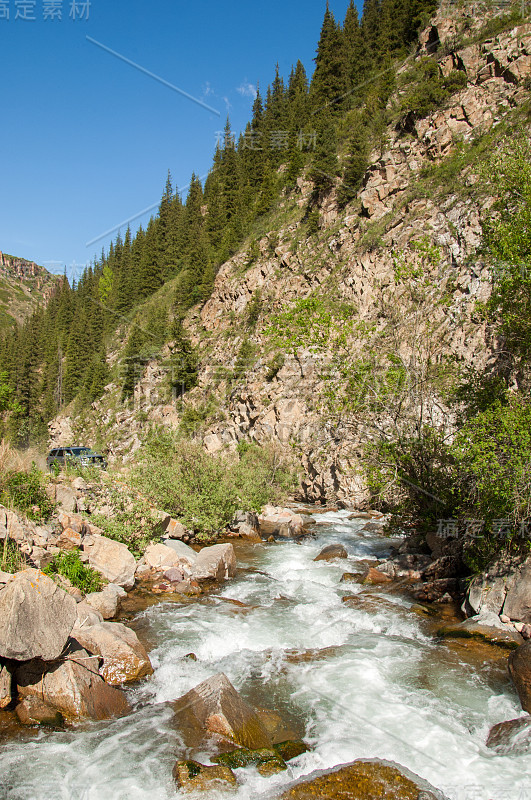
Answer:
xmin=311 ymin=2 xmax=348 ymax=115
xmin=309 ymin=115 xmax=340 ymax=195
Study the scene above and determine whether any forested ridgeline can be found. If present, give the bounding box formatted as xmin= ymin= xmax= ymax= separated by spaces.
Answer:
xmin=1 ymin=0 xmax=448 ymax=442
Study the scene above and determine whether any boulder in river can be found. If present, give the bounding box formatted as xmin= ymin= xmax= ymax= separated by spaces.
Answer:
xmin=192 ymin=544 xmax=236 ymax=583
xmin=83 ymin=534 xmax=136 ymax=590
xmin=438 ymin=615 xmax=524 ymax=650
xmin=509 ymin=641 xmax=531 ymax=712
xmin=278 ymin=759 xmax=448 ymax=800
xmin=213 ymin=747 xmax=287 ymax=775
xmin=15 ymin=639 xmax=131 ymax=722
xmin=486 ymin=715 xmax=531 ymax=755
xmin=0 ymin=568 xmax=77 ymax=661
xmin=73 ymin=622 xmax=153 ymax=685
xmin=172 ymin=760 xmax=236 ymax=792
xmin=171 ymin=672 xmax=272 ymax=750
xmin=314 ymin=544 xmax=348 ymax=561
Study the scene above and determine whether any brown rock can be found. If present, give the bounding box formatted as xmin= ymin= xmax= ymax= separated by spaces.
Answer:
xmin=255 ymin=708 xmax=303 ymax=744
xmin=503 ymin=558 xmax=531 ymax=623
xmin=171 ymin=672 xmax=272 ymax=750
xmin=85 ymin=584 xmax=125 ymax=620
xmin=16 ymin=696 xmax=64 ymax=726
xmin=172 ymin=760 xmax=236 ymax=792
xmin=438 ymin=619 xmax=523 ymax=650
xmin=279 ymin=759 xmax=445 ymax=800
xmin=314 ymin=544 xmax=348 ymax=561
xmin=363 ymin=567 xmax=392 ymax=585
xmin=15 ymin=641 xmax=131 ymax=722
xmin=486 ymin=716 xmax=531 ymax=755
xmin=0 ymin=569 xmax=77 ymax=661
xmin=73 ymin=622 xmax=153 ymax=685
xmin=509 ymin=642 xmax=531 ymax=713
xmin=57 ymin=527 xmax=83 ymax=551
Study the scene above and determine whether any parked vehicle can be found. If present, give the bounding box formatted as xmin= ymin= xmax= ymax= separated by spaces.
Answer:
xmin=46 ymin=446 xmax=107 ymax=471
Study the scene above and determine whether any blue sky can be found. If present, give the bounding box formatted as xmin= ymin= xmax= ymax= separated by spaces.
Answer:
xmin=0 ymin=0 xmax=359 ymax=281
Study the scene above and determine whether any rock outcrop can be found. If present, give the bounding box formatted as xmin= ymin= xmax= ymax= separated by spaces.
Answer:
xmin=0 ymin=569 xmax=77 ymax=661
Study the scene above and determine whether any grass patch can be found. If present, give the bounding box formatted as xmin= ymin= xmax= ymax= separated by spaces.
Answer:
xmin=0 ymin=538 xmax=26 ymax=573
xmin=44 ymin=551 xmax=103 ymax=593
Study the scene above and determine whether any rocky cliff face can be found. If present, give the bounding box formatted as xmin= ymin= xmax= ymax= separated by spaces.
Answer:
xmin=51 ymin=9 xmax=531 ymax=505
xmin=0 ymin=251 xmax=60 ymax=328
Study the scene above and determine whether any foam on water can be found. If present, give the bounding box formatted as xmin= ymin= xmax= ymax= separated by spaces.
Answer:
xmin=0 ymin=513 xmax=528 ymax=800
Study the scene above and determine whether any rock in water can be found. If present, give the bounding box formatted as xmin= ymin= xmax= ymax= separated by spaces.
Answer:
xmin=279 ymin=760 xmax=447 ymax=800
xmin=0 ymin=569 xmax=77 ymax=661
xmin=15 ymin=640 xmax=131 ymax=722
xmin=0 ymin=659 xmax=12 ymax=708
xmin=173 ymin=760 xmax=236 ymax=791
xmin=486 ymin=716 xmax=531 ymax=755
xmin=73 ymin=622 xmax=153 ymax=684
xmin=84 ymin=535 xmax=136 ymax=590
xmin=314 ymin=544 xmax=348 ymax=561
xmin=509 ymin=641 xmax=531 ymax=712
xmin=192 ymin=544 xmax=236 ymax=582
xmin=171 ymin=672 xmax=272 ymax=750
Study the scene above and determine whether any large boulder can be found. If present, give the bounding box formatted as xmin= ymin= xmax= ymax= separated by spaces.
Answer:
xmin=0 ymin=659 xmax=12 ymax=708
xmin=509 ymin=641 xmax=531 ymax=712
xmin=438 ymin=615 xmax=523 ymax=650
xmin=73 ymin=622 xmax=153 ymax=685
xmin=314 ymin=544 xmax=348 ymax=562
xmin=74 ymin=600 xmax=104 ymax=629
xmin=0 ymin=569 xmax=77 ymax=661
xmin=83 ymin=535 xmax=136 ymax=590
xmin=171 ymin=672 xmax=272 ymax=750
xmin=279 ymin=760 xmax=447 ymax=800
xmin=192 ymin=544 xmax=236 ymax=583
xmin=15 ymin=640 xmax=131 ymax=722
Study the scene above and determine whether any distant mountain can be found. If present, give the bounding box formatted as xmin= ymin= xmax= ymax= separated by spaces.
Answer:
xmin=0 ymin=251 xmax=61 ymax=330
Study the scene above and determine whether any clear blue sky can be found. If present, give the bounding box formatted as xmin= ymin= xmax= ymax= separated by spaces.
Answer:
xmin=0 ymin=0 xmax=359 ymax=282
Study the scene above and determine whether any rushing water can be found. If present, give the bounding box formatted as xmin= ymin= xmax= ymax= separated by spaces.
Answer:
xmin=0 ymin=511 xmax=528 ymax=800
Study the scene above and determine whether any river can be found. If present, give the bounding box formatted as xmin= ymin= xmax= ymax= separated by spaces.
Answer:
xmin=0 ymin=510 xmax=527 ymax=800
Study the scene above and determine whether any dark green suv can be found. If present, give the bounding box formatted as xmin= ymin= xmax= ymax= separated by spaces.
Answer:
xmin=46 ymin=446 xmax=107 ymax=471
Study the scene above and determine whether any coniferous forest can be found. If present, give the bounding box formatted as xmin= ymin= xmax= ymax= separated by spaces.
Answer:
xmin=0 ymin=0 xmax=437 ymax=444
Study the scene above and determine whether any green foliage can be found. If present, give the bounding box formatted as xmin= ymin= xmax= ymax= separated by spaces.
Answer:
xmin=451 ymin=397 xmax=531 ymax=525
xmin=1 ymin=537 xmax=26 ymax=573
xmin=44 ymin=551 xmax=102 ymax=593
xmin=133 ymin=428 xmax=296 ymax=538
xmin=267 ymin=297 xmax=354 ymax=355
xmin=398 ymin=59 xmax=467 ymax=124
xmin=233 ymin=338 xmax=257 ymax=383
xmin=89 ymin=495 xmax=162 ymax=559
xmin=265 ymin=352 xmax=285 ymax=382
xmin=0 ymin=464 xmax=55 ymax=521
xmin=246 ymin=289 xmax=262 ymax=329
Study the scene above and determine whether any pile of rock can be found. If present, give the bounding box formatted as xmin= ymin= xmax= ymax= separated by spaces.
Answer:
xmin=0 ymin=568 xmax=151 ymax=725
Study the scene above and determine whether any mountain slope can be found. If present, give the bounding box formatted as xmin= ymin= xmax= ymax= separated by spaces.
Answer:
xmin=0 ymin=251 xmax=60 ymax=330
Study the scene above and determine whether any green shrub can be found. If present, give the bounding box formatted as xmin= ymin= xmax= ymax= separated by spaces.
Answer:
xmin=44 ymin=551 xmax=102 ymax=593
xmin=133 ymin=428 xmax=296 ymax=538
xmin=1 ymin=538 xmax=26 ymax=573
xmin=0 ymin=464 xmax=55 ymax=521
xmin=89 ymin=496 xmax=162 ymax=559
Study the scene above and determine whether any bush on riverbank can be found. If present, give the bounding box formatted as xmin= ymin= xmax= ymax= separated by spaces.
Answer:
xmin=0 ymin=463 xmax=55 ymax=522
xmin=44 ymin=551 xmax=102 ymax=593
xmin=132 ymin=428 xmax=296 ymax=539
